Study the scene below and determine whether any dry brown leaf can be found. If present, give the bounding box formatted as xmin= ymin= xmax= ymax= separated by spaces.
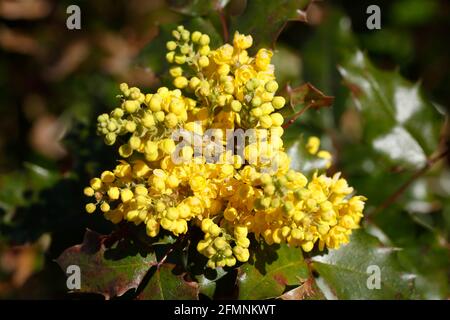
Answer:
xmin=0 ymin=27 xmax=43 ymax=55
xmin=0 ymin=0 xmax=51 ymax=20
xmin=29 ymin=114 xmax=67 ymax=160
xmin=279 ymin=277 xmax=318 ymax=300
xmin=45 ymin=40 xmax=90 ymax=81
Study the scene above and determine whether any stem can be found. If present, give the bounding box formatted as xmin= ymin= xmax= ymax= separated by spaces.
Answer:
xmin=371 ymin=148 xmax=449 ymax=216
xmin=156 ymin=233 xmax=187 ymax=268
xmin=282 ymin=104 xmax=311 ymax=129
xmin=219 ymin=9 xmax=229 ymax=43
xmin=157 ymin=246 xmax=175 ymax=268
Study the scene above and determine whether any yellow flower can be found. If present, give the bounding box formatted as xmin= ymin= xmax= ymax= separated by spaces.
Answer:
xmin=233 ymin=32 xmax=253 ymax=50
xmin=213 ymin=44 xmax=234 ymax=65
xmin=255 ymin=48 xmax=273 ymax=70
xmin=90 ymin=178 xmax=102 ymax=190
xmin=83 ymin=187 xmax=94 ymax=197
xmin=120 ymin=188 xmax=134 ymax=203
xmin=306 ymin=136 xmax=321 ymax=155
xmin=107 ymin=187 xmax=120 ymax=200
xmin=85 ymin=203 xmax=96 ymax=214
xmin=234 ymin=65 xmax=257 ymax=86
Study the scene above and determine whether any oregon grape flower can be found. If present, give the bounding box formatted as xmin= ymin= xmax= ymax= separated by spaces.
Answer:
xmin=84 ymin=26 xmax=366 ymax=268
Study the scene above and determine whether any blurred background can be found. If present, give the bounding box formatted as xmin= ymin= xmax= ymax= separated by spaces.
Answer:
xmin=0 ymin=0 xmax=449 ymax=299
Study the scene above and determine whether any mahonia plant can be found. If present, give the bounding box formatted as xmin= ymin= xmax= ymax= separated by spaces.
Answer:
xmin=84 ymin=26 xmax=367 ymax=269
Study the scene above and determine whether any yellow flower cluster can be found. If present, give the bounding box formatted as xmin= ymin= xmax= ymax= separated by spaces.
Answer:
xmin=85 ymin=26 xmax=366 ymax=268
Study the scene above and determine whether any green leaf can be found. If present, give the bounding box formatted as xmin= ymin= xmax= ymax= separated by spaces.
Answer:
xmin=138 ymin=264 xmax=199 ymax=300
xmin=301 ymin=9 xmax=357 ymax=95
xmin=0 ymin=163 xmax=60 ymax=214
xmin=398 ymin=245 xmax=449 ymax=299
xmin=196 ymin=267 xmax=227 ymax=299
xmin=230 ymin=0 xmax=310 ymax=48
xmin=272 ymin=45 xmax=302 ymax=87
xmin=339 ymin=50 xmax=443 ymax=169
xmin=167 ymin=0 xmax=230 ymax=17
xmin=56 ymin=230 xmax=156 ymax=299
xmin=360 ymin=29 xmax=413 ymax=64
xmin=237 ymin=243 xmax=309 ymax=299
xmin=0 ymin=172 xmax=27 ymax=212
xmin=371 ymin=205 xmax=450 ymax=299
xmin=390 ymin=0 xmax=438 ymax=26
xmin=312 ymin=230 xmax=415 ymax=299
xmin=24 ymin=162 xmax=59 ymax=190
xmin=298 ymin=8 xmax=357 ymax=130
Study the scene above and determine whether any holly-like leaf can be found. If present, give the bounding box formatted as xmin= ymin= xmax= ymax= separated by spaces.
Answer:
xmin=167 ymin=0 xmax=230 ymax=17
xmin=230 ymin=0 xmax=310 ymax=48
xmin=372 ymin=205 xmax=450 ymax=299
xmin=56 ymin=230 xmax=156 ymax=299
xmin=312 ymin=230 xmax=416 ymax=299
xmin=237 ymin=243 xmax=309 ymax=299
xmin=0 ymin=163 xmax=60 ymax=213
xmin=339 ymin=50 xmax=443 ymax=169
xmin=138 ymin=264 xmax=199 ymax=300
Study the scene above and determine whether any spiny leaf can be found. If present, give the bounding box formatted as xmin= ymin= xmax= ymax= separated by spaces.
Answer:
xmin=230 ymin=0 xmax=310 ymax=48
xmin=339 ymin=50 xmax=443 ymax=169
xmin=138 ymin=263 xmax=199 ymax=300
xmin=56 ymin=229 xmax=156 ymax=299
xmin=312 ymin=230 xmax=416 ymax=299
xmin=372 ymin=205 xmax=450 ymax=299
xmin=237 ymin=243 xmax=309 ymax=299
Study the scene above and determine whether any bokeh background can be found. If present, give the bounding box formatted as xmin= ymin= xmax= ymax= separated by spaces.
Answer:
xmin=0 ymin=0 xmax=449 ymax=299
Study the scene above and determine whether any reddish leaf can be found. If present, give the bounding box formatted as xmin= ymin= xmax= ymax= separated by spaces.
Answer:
xmin=279 ymin=276 xmax=325 ymax=300
xmin=56 ymin=229 xmax=156 ymax=299
xmin=281 ymin=83 xmax=334 ymax=127
xmin=287 ymin=83 xmax=335 ymax=110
